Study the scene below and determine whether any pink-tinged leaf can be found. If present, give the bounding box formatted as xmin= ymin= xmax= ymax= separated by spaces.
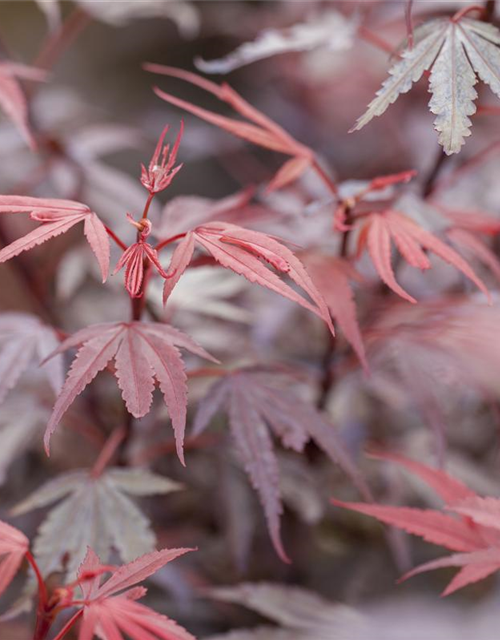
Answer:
xmin=44 ymin=325 xmax=126 ymax=454
xmin=0 ymin=195 xmax=90 ymax=216
xmin=447 ymin=227 xmax=500 ymax=282
xmin=193 ymin=369 xmax=368 ymax=560
xmin=44 ymin=322 xmax=215 ymax=462
xmin=364 ymin=215 xmax=417 ymax=303
xmin=194 ymin=223 xmax=334 ymax=334
xmin=0 ymin=216 xmax=83 ymax=263
xmin=163 ymin=232 xmax=195 ymax=304
xmin=77 ymin=548 xmax=196 ymax=640
xmin=265 ymin=155 xmax=312 ymax=193
xmin=146 ymin=65 xmax=313 ymax=191
xmin=360 ymin=210 xmax=490 ymax=303
xmin=0 ymin=196 xmax=110 ymax=278
xmin=367 ymin=170 xmax=417 ymax=192
xmin=229 ymin=383 xmax=289 ymax=563
xmin=0 ymin=312 xmax=64 ymax=403
xmin=0 ymin=62 xmax=46 ymax=148
xmin=389 ymin=224 xmax=432 ymax=270
xmin=153 ymin=87 xmax=289 ymax=154
xmin=90 ymin=548 xmax=193 ymax=599
xmin=147 ymin=65 xmax=301 ymax=149
xmin=367 ymin=451 xmax=476 ymax=505
xmin=83 ymin=213 xmax=111 ymax=282
xmin=304 ymin=255 xmax=368 ymax=371
xmin=436 ymin=205 xmax=500 ymax=234
xmin=401 ymin=548 xmax=500 ymax=596
xmin=0 ymin=519 xmax=29 ymax=597
xmin=386 ymin=211 xmax=490 ymax=302
xmin=79 ymin=596 xmax=196 ymax=640
xmin=331 ymin=499 xmax=483 ymax=552
xmin=133 ymin=326 xmax=189 ymax=465
xmin=449 ymin=497 xmax=500 ymax=532
xmin=114 ymin=327 xmax=155 ymax=418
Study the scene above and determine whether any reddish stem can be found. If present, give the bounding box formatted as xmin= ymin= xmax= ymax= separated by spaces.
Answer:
xmin=50 ymin=610 xmax=84 ymax=640
xmin=451 ymin=4 xmax=485 ymax=21
xmin=34 ymin=8 xmax=92 ymax=72
xmin=141 ymin=192 xmax=155 ymax=220
xmin=312 ymin=157 xmax=338 ymax=196
xmin=104 ymin=225 xmax=127 ymax=251
xmin=90 ymin=426 xmax=126 ymax=478
xmin=187 ymin=367 xmax=228 ymax=379
xmin=358 ymin=26 xmax=396 ymax=55
xmin=405 ymin=0 xmax=414 ymax=49
xmin=155 ymin=232 xmax=187 ymax=252
xmin=26 ymin=552 xmax=48 ymax=608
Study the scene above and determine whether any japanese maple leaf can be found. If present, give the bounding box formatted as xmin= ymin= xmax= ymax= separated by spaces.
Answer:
xmin=76 ymin=547 xmax=195 ymax=640
xmin=192 ymin=368 xmax=369 ymax=562
xmin=333 ymin=451 xmax=500 ymax=596
xmin=144 ymin=65 xmax=314 ymax=191
xmin=162 ymin=222 xmax=334 ymax=335
xmin=44 ymin=322 xmax=217 ymax=463
xmin=0 ymin=312 xmax=64 ymax=405
xmin=0 ymin=62 xmax=46 ymax=148
xmin=351 ymin=14 xmax=500 ymax=154
xmin=357 ymin=209 xmax=489 ymax=303
xmin=195 ymin=9 xmax=357 ymax=74
xmin=206 ymin=582 xmax=365 ymax=640
xmin=0 ymin=196 xmax=110 ymax=282
xmin=303 ymin=254 xmax=367 ymax=370
xmin=12 ymin=467 xmax=181 ymax=581
xmin=0 ymin=519 xmax=29 ymax=597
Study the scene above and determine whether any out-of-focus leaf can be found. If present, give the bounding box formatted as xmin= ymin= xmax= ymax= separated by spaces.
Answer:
xmin=0 ymin=313 xmax=64 ymax=405
xmin=12 ymin=467 xmax=182 ymax=581
xmin=77 ymin=0 xmax=200 ymax=37
xmin=0 ymin=62 xmax=46 ymax=149
xmin=193 ymin=368 xmax=369 ymax=561
xmin=0 ymin=394 xmax=50 ymax=485
xmin=207 ymin=583 xmax=366 ymax=640
xmin=195 ymin=9 xmax=357 ymax=74
xmin=0 ymin=520 xmax=28 ymax=598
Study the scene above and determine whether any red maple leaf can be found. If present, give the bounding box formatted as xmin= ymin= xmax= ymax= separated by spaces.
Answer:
xmin=0 ymin=196 xmax=110 ymax=282
xmin=144 ymin=65 xmax=314 ymax=192
xmin=44 ymin=321 xmax=218 ymax=464
xmin=357 ymin=210 xmax=489 ymax=303
xmin=162 ymin=222 xmax=334 ymax=335
xmin=76 ymin=547 xmax=195 ymax=640
xmin=333 ymin=451 xmax=500 ymax=596
xmin=0 ymin=519 xmax=29 ymax=597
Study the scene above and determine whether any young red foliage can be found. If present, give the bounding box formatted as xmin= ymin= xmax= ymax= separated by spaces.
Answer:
xmin=43 ymin=321 xmax=218 ymax=464
xmin=161 ymin=222 xmax=335 ymax=335
xmin=333 ymin=453 xmax=500 ymax=596
xmin=0 ymin=61 xmax=46 ymax=148
xmin=140 ymin=122 xmax=184 ymax=195
xmin=0 ymin=519 xmax=29 ymax=597
xmin=0 ymin=196 xmax=110 ymax=282
xmin=357 ymin=210 xmax=490 ymax=303
xmin=144 ymin=65 xmax=314 ymax=192
xmin=75 ymin=547 xmax=196 ymax=640
xmin=114 ymin=218 xmax=171 ymax=298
